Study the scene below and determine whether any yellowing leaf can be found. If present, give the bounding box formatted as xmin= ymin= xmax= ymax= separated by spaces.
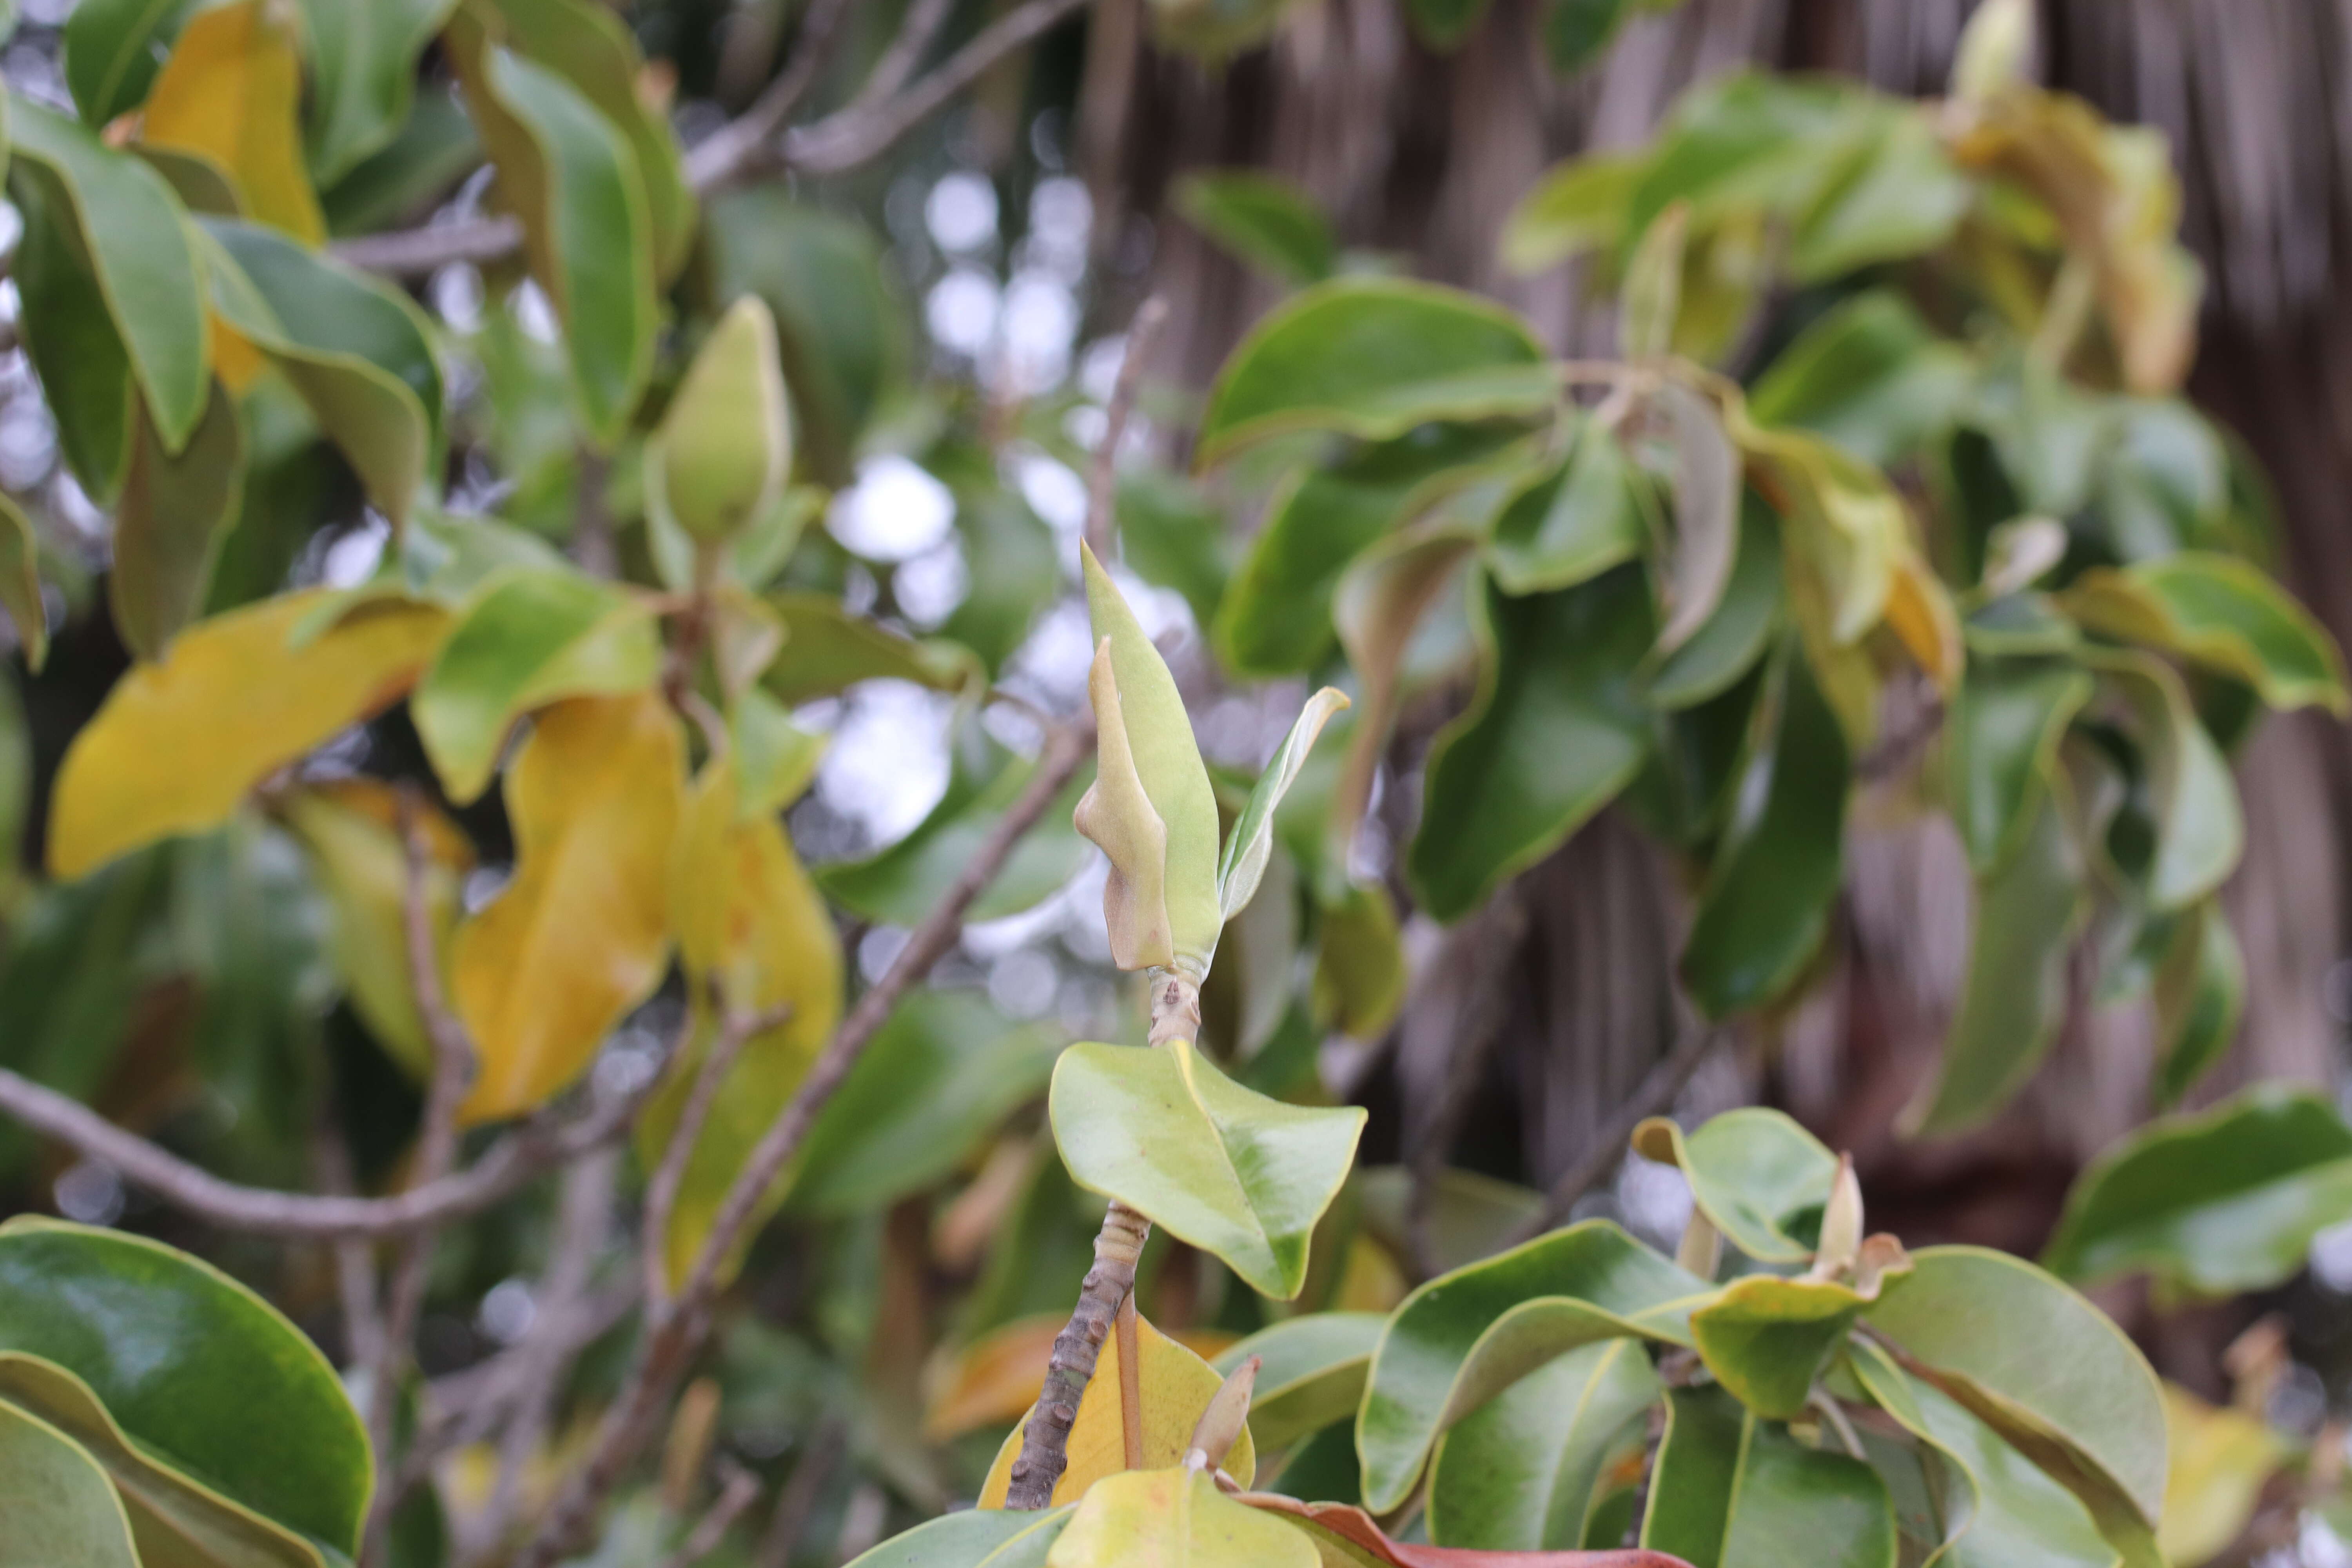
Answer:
xmin=1045 ymin=1467 xmax=1316 ymax=1568
xmin=2159 ymin=1383 xmax=2285 ymax=1566
xmin=637 ymin=753 xmax=842 ymax=1287
xmin=50 ymin=593 xmax=448 ymax=878
xmin=926 ymin=1315 xmax=1065 ymax=1443
xmin=453 ymin=690 xmax=684 ymax=1122
xmin=140 ymin=0 xmax=325 ymax=245
xmin=977 ymin=1312 xmax=1258 ymax=1508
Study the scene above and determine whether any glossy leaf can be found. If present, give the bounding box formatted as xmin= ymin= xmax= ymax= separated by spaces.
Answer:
xmin=1408 ymin=566 xmax=1653 ymax=922
xmin=1631 ymin=1109 xmax=1838 ymax=1265
xmin=10 ymin=164 xmax=134 ymax=497
xmin=410 ymin=568 xmax=661 ymax=804
xmin=452 ymin=690 xmax=683 ymax=1122
xmin=1427 ymin=1338 xmax=1662 ymax=1551
xmin=141 ymin=0 xmax=324 ymax=243
xmin=762 ymin=590 xmax=979 ymax=703
xmin=1212 ymin=1312 xmax=1386 ymax=1452
xmin=2151 ymin=900 xmax=2244 ymax=1106
xmin=0 ymin=1397 xmax=142 ymax=1568
xmin=1246 ymin=1493 xmax=1690 ymax=1566
xmin=62 ymin=0 xmax=194 ymax=124
xmin=1745 ymin=292 xmax=1973 ymax=468
xmin=1948 ymin=657 xmax=2093 ymax=876
xmin=1046 ymin=1466 xmax=1318 ymax=1568
xmin=794 ymin=990 xmax=1060 ymax=1216
xmin=845 ymin=1509 xmax=1073 ymax=1568
xmin=2042 ymin=1085 xmax=2352 ymax=1294
xmin=0 ymin=1217 xmax=372 ymax=1552
xmin=1051 ymin=1039 xmax=1365 ymax=1299
xmin=1357 ymin=1220 xmax=1706 ymax=1514
xmin=50 ymin=593 xmax=447 ymax=877
xmin=1175 ymin=170 xmax=1338 ymax=286
xmin=300 ymin=0 xmax=457 ymax=182
xmin=650 ymin=296 xmax=792 ymax=547
xmin=1220 ymin=687 xmax=1350 ymax=922
xmin=1864 ymin=1247 xmax=2168 ymax=1567
xmin=111 ymin=378 xmax=243 ymax=659
xmin=1678 ymin=649 xmax=1849 ymax=1019
xmin=2085 ymin=650 xmax=2242 ymax=911
xmin=201 ymin=218 xmax=445 ymax=528
xmin=11 ymin=101 xmax=209 ymax=454
xmin=1641 ymin=1386 xmax=1896 ymax=1568
xmin=2063 ymin=553 xmax=2350 ymax=716
xmin=1644 ymin=499 xmax=1781 ymax=709
xmin=976 ymin=1312 xmax=1258 ymax=1508
xmin=1906 ymin=791 xmax=2087 ymax=1138
xmin=445 ymin=12 xmax=655 ymax=444
xmin=1197 ymin=279 xmax=1551 ymax=465
xmin=1691 ymin=1271 xmax=1903 ymax=1421
xmin=1079 ymin=543 xmax=1224 ymax=973
xmin=1485 ymin=423 xmax=1644 ymax=595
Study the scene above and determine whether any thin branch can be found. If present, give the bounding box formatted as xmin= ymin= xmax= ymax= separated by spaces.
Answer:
xmin=1504 ymin=1024 xmax=1730 ymax=1248
xmin=312 ymin=1109 xmax=386 ymax=1373
xmin=851 ymin=0 xmax=957 ymax=111
xmin=657 ymin=1461 xmax=764 ymax=1568
xmin=681 ymin=0 xmax=856 ymax=189
xmin=1082 ymin=295 xmax=1169 ymax=565
xmin=512 ymin=719 xmax=1096 ymax=1566
xmin=641 ymin=1000 xmax=793 ymax=1312
xmin=330 ymin=214 xmax=524 ymax=279
xmin=751 ymin=1416 xmax=844 ymax=1568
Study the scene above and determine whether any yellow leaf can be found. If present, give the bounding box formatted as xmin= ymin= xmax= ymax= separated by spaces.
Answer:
xmin=1884 ymin=546 xmax=1962 ymax=693
xmin=1044 ymin=1467 xmax=1317 ymax=1568
xmin=2159 ymin=1383 xmax=2284 ymax=1568
xmin=453 ymin=690 xmax=684 ymax=1122
xmin=141 ymin=0 xmax=325 ymax=246
xmin=208 ymin=314 xmax=267 ymax=396
xmin=50 ymin=593 xmax=448 ymax=878
xmin=637 ymin=753 xmax=843 ymax=1287
xmin=977 ymin=1312 xmax=1257 ymax=1508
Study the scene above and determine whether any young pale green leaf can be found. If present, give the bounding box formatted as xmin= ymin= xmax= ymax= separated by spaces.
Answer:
xmin=1631 ymin=1107 xmax=1839 ymax=1265
xmin=1485 ymin=422 xmax=1645 ymax=595
xmin=1644 ymin=499 xmax=1782 ymax=709
xmin=1082 ymin=543 xmax=1224 ymax=972
xmin=201 ymin=218 xmax=445 ymax=529
xmin=762 ymin=590 xmax=980 ymax=703
xmin=2084 ymin=649 xmax=2243 ymax=911
xmin=0 ymin=1218 xmax=373 ymax=1553
xmin=1620 ymin=203 xmax=1688 ymax=359
xmin=410 ymin=568 xmax=661 ymax=804
xmin=2151 ymin=900 xmax=2243 ymax=1106
xmin=1905 ymin=789 xmax=2087 ymax=1137
xmin=1948 ymin=656 xmax=2093 ymax=876
xmin=1197 ymin=279 xmax=1552 ymax=466
xmin=50 ymin=593 xmax=448 ymax=878
xmin=453 ymin=690 xmax=683 ymax=1123
xmin=0 ymin=1397 xmax=141 ymax=1568
xmin=1641 ymin=1385 xmax=1898 ymax=1568
xmin=1408 ymin=566 xmax=1654 ymax=922
xmin=299 ymin=0 xmax=457 ymax=182
xmin=791 ymin=990 xmax=1061 ymax=1217
xmin=1788 ymin=111 xmax=1971 ymax=283
xmin=110 ymin=379 xmax=242 ymax=661
xmin=1211 ymin=1313 xmax=1386 ymax=1452
xmin=729 ymin=684 xmax=826 ymax=820
xmin=1218 ymin=687 xmax=1348 ymax=922
xmin=2041 ymin=1086 xmax=2352 ymax=1295
xmin=1356 ymin=1219 xmax=1707 ymax=1514
xmin=62 ymin=0 xmax=192 ymax=125
xmin=1051 ymin=1039 xmax=1364 ymax=1299
xmin=2063 ymin=553 xmax=2350 ymax=716
xmin=0 ymin=1352 xmax=328 ymax=1568
xmin=1426 ymin=1338 xmax=1662 ymax=1551
xmin=651 ymin=296 xmax=793 ymax=547
xmin=1174 ymin=169 xmax=1339 ymax=287
xmin=10 ymin=102 xmax=209 ymax=454
xmin=1046 ymin=1467 xmax=1318 ymax=1568
xmin=1691 ymin=1268 xmax=1909 ymax=1421
xmin=1678 ymin=648 xmax=1850 ymax=1019
xmin=140 ymin=0 xmax=324 ymax=243
xmin=1864 ymin=1247 xmax=2168 ymax=1568
xmin=1501 ymin=151 xmax=1644 ymax=275
xmin=842 ymin=1508 xmax=1073 ymax=1568
xmin=445 ymin=13 xmax=655 ymax=445
xmin=1745 ymin=291 xmax=1974 ymax=468
xmin=1076 ymin=639 xmax=1176 ymax=970
xmin=1952 ymin=0 xmax=2033 ymax=102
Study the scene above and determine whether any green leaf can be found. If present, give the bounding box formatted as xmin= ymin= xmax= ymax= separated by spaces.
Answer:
xmin=0 ymin=1352 xmax=328 ymax=1568
xmin=1406 ymin=0 xmax=1497 ymax=49
xmin=1174 ymin=170 xmax=1338 ymax=286
xmin=10 ymin=164 xmax=134 ymax=499
xmin=1644 ymin=498 xmax=1781 ymax=709
xmin=1641 ymin=1385 xmax=1898 ymax=1568
xmin=2084 ymin=649 xmax=2242 ymax=911
xmin=1198 ymin=279 xmax=1552 ymax=465
xmin=299 ymin=0 xmax=457 ymax=182
xmin=1485 ymin=421 xmax=1644 ymax=595
xmin=1117 ymin=470 xmax=1231 ymax=633
xmin=10 ymin=101 xmax=209 ymax=454
xmin=111 ymin=379 xmax=244 ymax=660
xmin=446 ymin=14 xmax=655 ymax=445
xmin=1543 ymin=0 xmax=1635 ymax=73
xmin=648 ymin=296 xmax=791 ymax=547
xmin=791 ymin=990 xmax=1063 ymax=1216
xmin=1426 ymin=1338 xmax=1661 ymax=1550
xmin=1219 ymin=688 xmax=1349 ymax=922
xmin=62 ymin=0 xmax=195 ymax=125
xmin=1310 ymin=878 xmax=1406 ymax=1041
xmin=1659 ymin=378 xmax=1742 ymax=653
xmin=2041 ymin=1085 xmax=2352 ymax=1295
xmin=2151 ymin=900 xmax=2243 ymax=1106
xmin=760 ymin=591 xmax=979 ymax=704
xmin=1080 ymin=543 xmax=1225 ymax=973
xmin=1788 ymin=111 xmax=1971 ymax=282
xmin=1746 ymin=292 xmax=1974 ymax=468
xmin=1407 ymin=565 xmax=1653 ymax=922
xmin=1356 ymin=1219 xmax=1706 ymax=1513
xmin=0 ymin=1396 xmax=141 ymax=1568
xmin=410 ymin=569 xmax=661 ymax=804
xmin=1047 ymin=1468 xmax=1318 ymax=1568
xmin=1621 ymin=202 xmax=1687 ymax=359
xmin=940 ymin=475 xmax=1059 ymax=677
xmin=1352 ymin=1164 xmax=1546 ymax=1277
xmin=1051 ymin=1039 xmax=1363 ymax=1298
xmin=1632 ymin=1107 xmax=1838 ymax=1265
xmin=1679 ymin=648 xmax=1850 ymax=1018
xmin=1948 ymin=656 xmax=2094 ymax=876
xmin=1849 ymin=1340 xmax=2119 ymax=1568
xmin=1864 ymin=1246 xmax=2167 ymax=1567
xmin=819 ymin=725 xmax=1090 ymax=927
xmin=1906 ymin=790 xmax=2087 ymax=1137
xmin=1501 ymin=152 xmax=1643 ymax=276
xmin=319 ymin=87 xmax=481 ymax=237
xmin=201 ymin=218 xmax=445 ymax=529
xmin=1693 ymin=1272 xmax=1901 ymax=1420
xmin=843 ymin=1507 xmax=1073 ymax=1568
xmin=2063 ymin=553 xmax=2350 ymax=716
xmin=1211 ymin=1312 xmax=1386 ymax=1452
xmin=730 ymin=685 xmax=824 ymax=819
xmin=0 ymin=1217 xmax=373 ymax=1552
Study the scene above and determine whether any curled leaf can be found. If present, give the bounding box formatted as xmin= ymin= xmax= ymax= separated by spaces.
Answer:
xmin=1218 ymin=687 xmax=1348 ymax=923
xmin=1076 ymin=639 xmax=1174 ymax=971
